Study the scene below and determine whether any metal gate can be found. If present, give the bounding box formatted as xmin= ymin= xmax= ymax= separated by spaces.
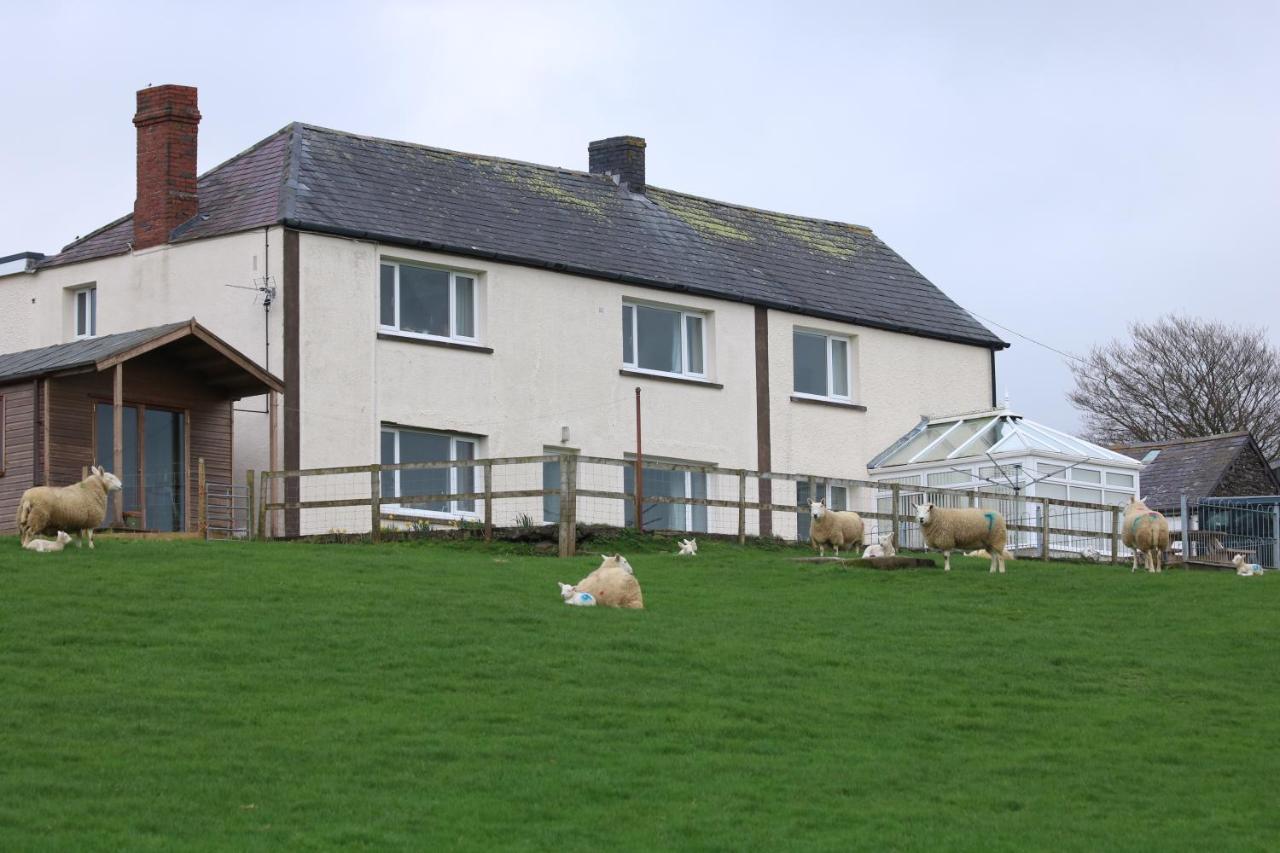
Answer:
xmin=205 ymin=482 xmax=251 ymax=540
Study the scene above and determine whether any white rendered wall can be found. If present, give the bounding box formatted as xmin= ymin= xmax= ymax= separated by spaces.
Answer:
xmin=0 ymin=229 xmax=285 ymax=490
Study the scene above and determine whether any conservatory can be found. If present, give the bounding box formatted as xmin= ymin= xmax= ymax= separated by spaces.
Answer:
xmin=867 ymin=408 xmax=1144 ymax=556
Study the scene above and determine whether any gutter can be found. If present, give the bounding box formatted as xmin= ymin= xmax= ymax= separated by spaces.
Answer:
xmin=280 ymin=217 xmax=1011 ymax=351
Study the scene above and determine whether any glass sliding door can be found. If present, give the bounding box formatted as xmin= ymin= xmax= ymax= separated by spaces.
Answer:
xmin=95 ymin=403 xmax=185 ymax=531
xmin=143 ymin=409 xmax=185 ymax=532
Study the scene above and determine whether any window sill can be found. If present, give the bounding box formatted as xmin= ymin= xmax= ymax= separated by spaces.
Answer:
xmin=790 ymin=395 xmax=867 ymax=411
xmin=377 ymin=332 xmax=493 ymax=354
xmin=619 ymin=368 xmax=723 ymax=389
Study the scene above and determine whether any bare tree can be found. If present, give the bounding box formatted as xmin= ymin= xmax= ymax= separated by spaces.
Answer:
xmin=1068 ymin=315 xmax=1280 ymax=459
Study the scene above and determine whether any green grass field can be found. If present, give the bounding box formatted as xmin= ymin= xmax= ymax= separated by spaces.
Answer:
xmin=1 ymin=534 xmax=1277 ymax=851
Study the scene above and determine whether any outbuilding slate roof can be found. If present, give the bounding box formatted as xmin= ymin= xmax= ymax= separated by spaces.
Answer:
xmin=38 ymin=124 xmax=1006 ymax=349
xmin=1112 ymin=433 xmax=1278 ymax=512
xmin=0 ymin=320 xmax=283 ymax=397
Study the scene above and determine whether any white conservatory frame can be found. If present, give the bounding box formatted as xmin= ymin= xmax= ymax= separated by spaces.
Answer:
xmin=867 ymin=408 xmax=1144 ymax=556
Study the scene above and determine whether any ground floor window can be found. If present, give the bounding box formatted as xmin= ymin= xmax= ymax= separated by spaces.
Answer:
xmin=797 ymin=481 xmax=848 ymax=541
xmin=380 ymin=426 xmax=478 ymax=517
xmin=93 ymin=402 xmax=185 ymax=531
xmin=623 ymin=463 xmax=708 ymax=532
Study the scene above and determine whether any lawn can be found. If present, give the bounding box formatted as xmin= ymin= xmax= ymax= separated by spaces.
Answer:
xmin=1 ymin=534 xmax=1277 ymax=851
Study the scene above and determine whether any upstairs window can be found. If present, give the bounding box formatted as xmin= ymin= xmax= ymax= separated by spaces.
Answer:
xmin=74 ymin=286 xmax=97 ymax=339
xmin=380 ymin=261 xmax=477 ymax=342
xmin=622 ymin=302 xmax=706 ymax=379
xmin=793 ymin=329 xmax=851 ymax=401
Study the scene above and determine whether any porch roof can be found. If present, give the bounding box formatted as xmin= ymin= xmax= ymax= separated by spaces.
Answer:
xmin=0 ymin=319 xmax=283 ymax=398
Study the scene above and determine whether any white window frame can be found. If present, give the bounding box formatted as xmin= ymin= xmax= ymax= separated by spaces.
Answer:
xmin=792 ymin=329 xmax=853 ymax=402
xmin=622 ymin=301 xmax=708 ymax=380
xmin=381 ymin=426 xmax=479 ymax=519
xmin=73 ymin=286 xmax=97 ymax=339
xmin=379 ymin=261 xmax=479 ymax=344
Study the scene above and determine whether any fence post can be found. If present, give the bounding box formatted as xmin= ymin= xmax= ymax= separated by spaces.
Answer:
xmin=558 ymin=454 xmax=577 ymax=557
xmin=737 ymin=469 xmax=747 ymax=545
xmin=968 ymin=489 xmax=978 ymax=508
xmin=246 ymin=469 xmax=256 ymax=540
xmin=1110 ymin=506 xmax=1120 ymax=565
xmin=483 ymin=460 xmax=493 ymax=542
xmin=1180 ymin=494 xmax=1190 ymax=564
xmin=1040 ymin=499 xmax=1050 ymax=560
xmin=257 ymin=471 xmax=270 ymax=537
xmin=370 ymin=464 xmax=381 ymax=543
xmin=197 ymin=458 xmax=207 ymax=538
xmin=890 ymin=483 xmax=901 ymax=549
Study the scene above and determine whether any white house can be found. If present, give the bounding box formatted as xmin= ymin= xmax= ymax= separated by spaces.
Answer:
xmin=0 ymin=85 xmax=1007 ymax=536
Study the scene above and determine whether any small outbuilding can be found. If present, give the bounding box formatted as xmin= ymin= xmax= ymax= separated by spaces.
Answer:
xmin=0 ymin=320 xmax=282 ymax=534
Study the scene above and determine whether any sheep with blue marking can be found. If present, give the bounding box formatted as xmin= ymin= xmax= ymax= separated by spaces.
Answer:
xmin=1122 ymin=496 xmax=1170 ymax=573
xmin=915 ymin=503 xmax=1011 ymax=573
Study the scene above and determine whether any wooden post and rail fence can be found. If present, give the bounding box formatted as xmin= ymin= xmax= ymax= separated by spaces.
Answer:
xmin=251 ymin=453 xmax=1132 ymax=561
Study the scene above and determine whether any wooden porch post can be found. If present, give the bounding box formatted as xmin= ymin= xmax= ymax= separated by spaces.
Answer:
xmin=113 ymin=363 xmax=123 ymax=525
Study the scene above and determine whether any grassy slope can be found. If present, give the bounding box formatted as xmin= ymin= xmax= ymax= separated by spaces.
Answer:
xmin=0 ymin=536 xmax=1277 ymax=851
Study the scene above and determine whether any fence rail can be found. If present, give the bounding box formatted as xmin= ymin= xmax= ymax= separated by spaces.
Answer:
xmin=249 ymin=452 xmax=1258 ymax=565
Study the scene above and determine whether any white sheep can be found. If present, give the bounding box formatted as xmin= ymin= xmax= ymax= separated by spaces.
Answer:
xmin=1232 ymin=555 xmax=1263 ymax=577
xmin=1122 ymin=496 xmax=1170 ymax=573
xmin=915 ymin=503 xmax=1011 ymax=573
xmin=860 ymin=531 xmax=896 ymax=559
xmin=22 ymin=531 xmax=73 ymax=554
xmin=677 ymin=538 xmax=698 ymax=556
xmin=560 ymin=554 xmax=644 ymax=609
xmin=1079 ymin=548 xmax=1103 ymax=563
xmin=807 ymin=499 xmax=864 ymax=558
xmin=17 ymin=466 xmax=123 ymax=549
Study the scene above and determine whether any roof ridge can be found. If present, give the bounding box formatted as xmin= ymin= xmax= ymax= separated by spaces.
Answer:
xmin=646 ymin=186 xmax=874 ymax=234
xmin=294 ymin=124 xmax=876 ymax=234
xmin=1117 ymin=431 xmax=1252 ymax=449
xmin=293 ymin=123 xmax=617 ymax=184
xmin=56 ymin=211 xmax=133 ymax=254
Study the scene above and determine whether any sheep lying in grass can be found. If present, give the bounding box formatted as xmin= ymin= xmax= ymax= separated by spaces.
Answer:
xmin=861 ymin=532 xmax=896 ymax=559
xmin=22 ymin=531 xmax=72 ymax=553
xmin=677 ymin=538 xmax=698 ymax=556
xmin=915 ymin=503 xmax=1011 ymax=573
xmin=559 ymin=554 xmax=644 ymax=609
xmin=17 ymin=466 xmax=122 ymax=549
xmin=807 ymin=500 xmax=864 ymax=558
xmin=1232 ymin=555 xmax=1263 ymax=577
xmin=1122 ymin=497 xmax=1170 ymax=573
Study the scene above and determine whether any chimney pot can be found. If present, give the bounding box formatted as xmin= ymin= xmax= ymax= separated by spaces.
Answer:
xmin=133 ymin=84 xmax=201 ymax=250
xmin=588 ymin=136 xmax=646 ymax=193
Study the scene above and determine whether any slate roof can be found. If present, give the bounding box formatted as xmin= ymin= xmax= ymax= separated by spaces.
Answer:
xmin=1112 ymin=433 xmax=1272 ymax=512
xmin=0 ymin=322 xmax=191 ymax=384
xmin=0 ymin=320 xmax=282 ymax=397
xmin=37 ymin=124 xmax=1006 ymax=349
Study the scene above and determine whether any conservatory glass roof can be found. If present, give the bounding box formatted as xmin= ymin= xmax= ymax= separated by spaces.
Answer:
xmin=868 ymin=409 xmax=1139 ymax=469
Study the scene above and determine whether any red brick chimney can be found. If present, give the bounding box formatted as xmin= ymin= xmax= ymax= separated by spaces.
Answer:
xmin=132 ymin=85 xmax=201 ymax=250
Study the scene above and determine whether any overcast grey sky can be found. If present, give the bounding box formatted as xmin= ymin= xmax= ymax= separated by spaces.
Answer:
xmin=2 ymin=0 xmax=1276 ymax=434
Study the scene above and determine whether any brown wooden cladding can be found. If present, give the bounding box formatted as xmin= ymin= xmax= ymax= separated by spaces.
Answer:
xmin=1 ymin=349 xmax=234 ymax=534
xmin=0 ymin=382 xmax=37 ymax=533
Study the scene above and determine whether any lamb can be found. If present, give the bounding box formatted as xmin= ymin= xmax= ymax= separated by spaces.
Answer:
xmin=1232 ymin=554 xmax=1263 ymax=577
xmin=557 ymin=582 xmax=598 ymax=605
xmin=1122 ymin=496 xmax=1170 ymax=573
xmin=560 ymin=554 xmax=645 ymax=609
xmin=915 ymin=503 xmax=1011 ymax=573
xmin=807 ymin=499 xmax=864 ymax=558
xmin=860 ymin=531 xmax=896 ymax=559
xmin=1079 ymin=548 xmax=1103 ymax=563
xmin=22 ymin=531 xmax=73 ymax=554
xmin=677 ymin=538 xmax=698 ymax=556
xmin=17 ymin=466 xmax=123 ymax=549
